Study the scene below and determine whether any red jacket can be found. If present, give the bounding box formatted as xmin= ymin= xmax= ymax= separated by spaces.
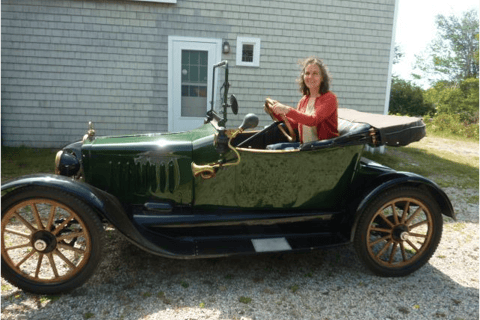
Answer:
xmin=276 ymin=92 xmax=338 ymax=143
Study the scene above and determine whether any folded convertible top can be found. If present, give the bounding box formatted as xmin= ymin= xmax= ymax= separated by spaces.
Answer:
xmin=338 ymin=108 xmax=426 ymax=147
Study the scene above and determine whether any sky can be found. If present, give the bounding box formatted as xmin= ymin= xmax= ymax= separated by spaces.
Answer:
xmin=392 ymin=0 xmax=479 ymax=87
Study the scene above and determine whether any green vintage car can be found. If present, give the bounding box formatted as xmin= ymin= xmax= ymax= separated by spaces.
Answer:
xmin=1 ymin=61 xmax=455 ymax=294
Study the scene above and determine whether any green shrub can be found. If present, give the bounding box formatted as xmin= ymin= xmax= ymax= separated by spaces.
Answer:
xmin=389 ymin=78 xmax=435 ymax=116
xmin=424 ymin=78 xmax=479 ymax=122
xmin=425 ymin=113 xmax=479 ymax=139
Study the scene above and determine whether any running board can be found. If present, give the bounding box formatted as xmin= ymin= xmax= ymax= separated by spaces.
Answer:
xmin=133 ymin=211 xmax=338 ymax=228
xmin=194 ymin=232 xmax=349 ymax=256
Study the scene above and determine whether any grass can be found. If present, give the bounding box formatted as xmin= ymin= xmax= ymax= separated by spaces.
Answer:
xmin=466 ymin=195 xmax=479 ymax=204
xmin=157 ymin=291 xmax=171 ymax=304
xmin=366 ymin=136 xmax=478 ymax=190
xmin=1 ymin=284 xmax=12 ymax=292
xmin=427 ymin=130 xmax=478 ymax=142
xmin=1 ymin=146 xmax=57 ymax=182
xmin=46 ymin=295 xmax=60 ymax=302
xmin=445 ymin=222 xmax=467 ymax=232
xmin=289 ymin=284 xmax=299 ymax=293
xmin=239 ymin=296 xmax=252 ymax=304
xmin=419 ymin=134 xmax=478 ymax=167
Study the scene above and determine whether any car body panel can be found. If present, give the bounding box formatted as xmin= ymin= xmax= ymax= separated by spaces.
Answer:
xmin=81 ymin=124 xmax=217 ymax=205
xmin=232 ymin=145 xmax=363 ymax=209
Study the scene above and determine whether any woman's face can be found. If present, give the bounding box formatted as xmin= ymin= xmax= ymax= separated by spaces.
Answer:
xmin=304 ymin=63 xmax=322 ymax=94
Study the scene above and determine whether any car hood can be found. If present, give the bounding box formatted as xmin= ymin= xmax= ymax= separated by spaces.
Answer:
xmin=82 ymin=123 xmax=217 ymax=152
xmin=78 ymin=123 xmax=219 ymax=205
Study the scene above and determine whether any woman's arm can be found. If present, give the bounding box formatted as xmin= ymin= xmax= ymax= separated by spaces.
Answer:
xmin=286 ymin=93 xmax=337 ymax=127
xmin=271 ymin=98 xmax=304 ymax=128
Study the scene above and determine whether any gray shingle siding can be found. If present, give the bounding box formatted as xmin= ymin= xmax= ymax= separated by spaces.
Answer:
xmin=1 ymin=0 xmax=395 ymax=147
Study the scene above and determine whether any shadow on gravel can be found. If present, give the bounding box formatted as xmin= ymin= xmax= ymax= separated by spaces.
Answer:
xmin=3 ymin=229 xmax=478 ymax=320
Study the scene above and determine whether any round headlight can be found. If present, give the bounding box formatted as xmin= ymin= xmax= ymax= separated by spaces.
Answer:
xmin=55 ymin=151 xmax=80 ymax=177
xmin=55 ymin=151 xmax=63 ymax=174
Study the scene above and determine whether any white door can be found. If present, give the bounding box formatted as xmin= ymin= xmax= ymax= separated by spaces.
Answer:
xmin=168 ymin=37 xmax=222 ymax=132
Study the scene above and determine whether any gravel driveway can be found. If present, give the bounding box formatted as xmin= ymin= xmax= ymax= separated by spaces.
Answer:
xmin=2 ymin=141 xmax=479 ymax=320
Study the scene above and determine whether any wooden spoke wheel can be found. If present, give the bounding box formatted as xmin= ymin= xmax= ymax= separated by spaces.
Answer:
xmin=1 ymin=187 xmax=103 ymax=294
xmin=354 ymin=187 xmax=443 ymax=277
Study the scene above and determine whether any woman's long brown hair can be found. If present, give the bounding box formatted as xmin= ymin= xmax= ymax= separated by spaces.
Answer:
xmin=297 ymin=57 xmax=331 ymax=96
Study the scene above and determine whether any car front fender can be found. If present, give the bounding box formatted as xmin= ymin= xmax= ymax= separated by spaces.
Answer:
xmin=2 ymin=174 xmax=107 ymax=213
xmin=1 ymin=174 xmax=187 ymax=258
xmin=349 ymin=171 xmax=455 ymax=242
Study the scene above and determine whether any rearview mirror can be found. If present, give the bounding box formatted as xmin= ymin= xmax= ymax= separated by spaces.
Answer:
xmin=230 ymin=94 xmax=238 ymax=115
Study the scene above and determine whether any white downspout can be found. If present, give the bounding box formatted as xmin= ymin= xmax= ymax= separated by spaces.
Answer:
xmin=384 ymin=0 xmax=400 ymax=115
xmin=368 ymin=0 xmax=399 ymax=155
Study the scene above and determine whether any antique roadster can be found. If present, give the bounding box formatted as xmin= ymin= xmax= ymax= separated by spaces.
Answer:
xmin=1 ymin=61 xmax=455 ymax=294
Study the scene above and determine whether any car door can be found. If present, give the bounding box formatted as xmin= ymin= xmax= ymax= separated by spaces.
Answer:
xmin=234 ymin=146 xmax=363 ymax=210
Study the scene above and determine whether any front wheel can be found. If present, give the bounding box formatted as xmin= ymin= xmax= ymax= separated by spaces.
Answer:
xmin=354 ymin=187 xmax=443 ymax=277
xmin=1 ymin=187 xmax=104 ymax=294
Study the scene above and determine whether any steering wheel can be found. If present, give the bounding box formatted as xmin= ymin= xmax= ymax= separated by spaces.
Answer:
xmin=264 ymin=98 xmax=296 ymax=142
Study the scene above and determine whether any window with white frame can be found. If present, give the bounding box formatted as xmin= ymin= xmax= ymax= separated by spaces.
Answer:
xmin=236 ymin=37 xmax=261 ymax=67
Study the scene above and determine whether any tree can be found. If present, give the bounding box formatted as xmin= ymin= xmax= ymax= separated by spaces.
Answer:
xmin=424 ymin=77 xmax=479 ymax=122
xmin=475 ymin=33 xmax=480 ymax=65
xmin=389 ymin=79 xmax=435 ymax=116
xmin=414 ymin=9 xmax=479 ymax=83
xmin=393 ymin=44 xmax=404 ymax=65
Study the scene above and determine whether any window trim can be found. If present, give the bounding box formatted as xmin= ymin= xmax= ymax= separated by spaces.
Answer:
xmin=133 ymin=0 xmax=176 ymax=3
xmin=236 ymin=37 xmax=261 ymax=67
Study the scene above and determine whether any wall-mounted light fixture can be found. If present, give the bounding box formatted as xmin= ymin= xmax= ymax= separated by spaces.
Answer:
xmin=222 ymin=40 xmax=230 ymax=54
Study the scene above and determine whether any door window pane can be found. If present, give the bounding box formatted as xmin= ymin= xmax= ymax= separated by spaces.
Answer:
xmin=199 ymin=66 xmax=207 ymax=82
xmin=190 ymin=51 xmax=200 ymax=65
xmin=182 ymin=51 xmax=190 ymax=64
xmin=190 ymin=65 xmax=199 ymax=82
xmin=181 ymin=50 xmax=208 ymax=117
xmin=182 ymin=85 xmax=189 ymax=96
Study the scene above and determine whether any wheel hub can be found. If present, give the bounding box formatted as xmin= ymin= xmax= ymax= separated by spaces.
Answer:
xmin=392 ymin=225 xmax=409 ymax=242
xmin=34 ymin=239 xmax=47 ymax=251
xmin=31 ymin=231 xmax=57 ymax=253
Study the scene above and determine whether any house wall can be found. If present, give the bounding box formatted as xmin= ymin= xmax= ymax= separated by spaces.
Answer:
xmin=1 ymin=0 xmax=396 ymax=147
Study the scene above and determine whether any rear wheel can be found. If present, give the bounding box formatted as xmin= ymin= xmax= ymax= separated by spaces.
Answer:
xmin=1 ymin=187 xmax=104 ymax=294
xmin=354 ymin=187 xmax=443 ymax=277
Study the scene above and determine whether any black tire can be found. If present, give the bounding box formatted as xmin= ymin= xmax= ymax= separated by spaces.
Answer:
xmin=1 ymin=186 xmax=104 ymax=294
xmin=354 ymin=187 xmax=443 ymax=277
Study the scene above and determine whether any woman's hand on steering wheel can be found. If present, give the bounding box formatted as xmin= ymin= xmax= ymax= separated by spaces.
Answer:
xmin=273 ymin=103 xmax=292 ymax=115
xmin=264 ymin=98 xmax=296 ymax=142
xmin=265 ymin=98 xmax=289 ymax=115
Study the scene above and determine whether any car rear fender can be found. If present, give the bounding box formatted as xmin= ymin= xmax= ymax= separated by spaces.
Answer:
xmin=1 ymin=174 xmax=181 ymax=257
xmin=349 ymin=172 xmax=455 ymax=242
